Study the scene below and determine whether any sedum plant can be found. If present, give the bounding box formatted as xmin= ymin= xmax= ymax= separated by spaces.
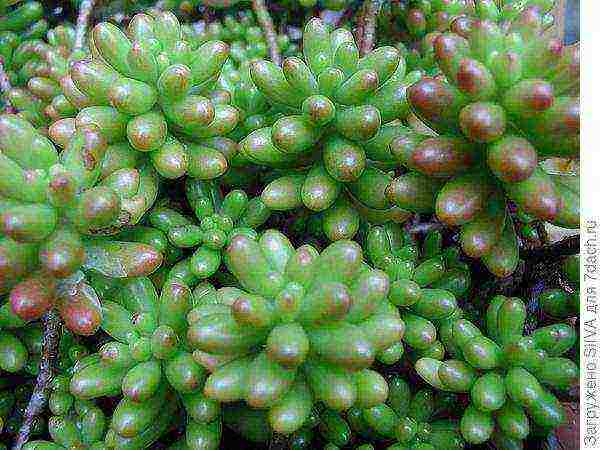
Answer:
xmin=365 ymin=225 xmax=471 ymax=363
xmin=356 ymin=377 xmax=464 ymax=450
xmin=187 ymin=230 xmax=405 ymax=435
xmin=149 ymin=178 xmax=271 ymax=283
xmin=287 ymin=377 xmax=464 ymax=450
xmin=384 ymin=0 xmax=557 ymax=74
xmin=23 ymin=348 xmax=107 ymax=450
xmin=201 ymin=0 xmax=350 ymax=10
xmin=68 ymin=276 xmax=217 ymax=449
xmin=0 ymin=296 xmax=37 ymax=374
xmin=415 ymin=295 xmax=578 ymax=446
xmin=185 ymin=12 xmax=297 ymax=66
xmin=0 ymin=1 xmax=44 ymax=36
xmin=183 ymin=11 xmax=299 ymax=140
xmin=0 ymin=328 xmax=89 ymax=442
xmin=0 ymin=114 xmax=162 ymax=335
xmin=539 ymin=253 xmax=579 ymax=319
xmin=233 ymin=18 xmax=419 ymax=222
xmin=386 ymin=1 xmax=579 ymax=277
xmin=22 ymin=399 xmax=106 ymax=450
xmin=0 ymin=383 xmax=47 ymax=441
xmin=55 ymin=9 xmax=238 ymax=180
xmin=391 ymin=0 xmax=556 ymax=43
xmin=4 ymin=23 xmax=83 ymax=129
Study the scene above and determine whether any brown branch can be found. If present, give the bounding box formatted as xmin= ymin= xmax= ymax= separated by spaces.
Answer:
xmin=357 ymin=0 xmax=381 ymax=56
xmin=12 ymin=310 xmax=62 ymax=450
xmin=0 ymin=57 xmax=16 ymax=114
xmin=252 ymin=0 xmax=281 ymax=66
xmin=75 ymin=0 xmax=97 ymax=51
xmin=521 ymin=234 xmax=580 ymax=262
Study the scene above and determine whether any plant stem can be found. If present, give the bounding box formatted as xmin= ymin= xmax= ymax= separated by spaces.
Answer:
xmin=252 ymin=0 xmax=282 ymax=66
xmin=0 ymin=57 xmax=16 ymax=113
xmin=550 ymin=0 xmax=567 ymax=41
xmin=75 ymin=0 xmax=97 ymax=51
xmin=358 ymin=0 xmax=381 ymax=56
xmin=12 ymin=311 xmax=62 ymax=450
xmin=407 ymin=220 xmax=445 ymax=235
xmin=521 ymin=235 xmax=580 ymax=262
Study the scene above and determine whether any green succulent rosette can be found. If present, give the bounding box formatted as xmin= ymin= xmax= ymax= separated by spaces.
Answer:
xmin=380 ymin=0 xmax=557 ymax=74
xmin=278 ymin=377 xmax=464 ymax=450
xmin=0 ymin=114 xmax=162 ymax=335
xmin=53 ymin=9 xmax=238 ymax=180
xmin=230 ymin=18 xmax=419 ymax=224
xmin=68 ymin=275 xmax=221 ymax=450
xmin=386 ymin=1 xmax=579 ymax=277
xmin=183 ymin=11 xmax=300 ymax=140
xmin=148 ymin=178 xmax=271 ymax=284
xmin=415 ymin=295 xmax=578 ymax=446
xmin=3 ymin=23 xmax=83 ymax=129
xmin=187 ymin=230 xmax=405 ymax=435
xmin=365 ymin=225 xmax=471 ymax=362
xmin=353 ymin=378 xmax=464 ymax=450
xmin=185 ymin=12 xmax=298 ymax=66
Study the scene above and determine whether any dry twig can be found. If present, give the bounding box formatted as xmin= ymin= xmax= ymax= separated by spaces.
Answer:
xmin=12 ymin=310 xmax=62 ymax=450
xmin=75 ymin=0 xmax=97 ymax=51
xmin=252 ymin=0 xmax=282 ymax=66
xmin=0 ymin=57 xmax=16 ymax=114
xmin=357 ymin=0 xmax=381 ymax=56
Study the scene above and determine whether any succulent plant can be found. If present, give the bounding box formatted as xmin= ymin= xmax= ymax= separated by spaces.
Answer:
xmin=185 ymin=11 xmax=298 ymax=65
xmin=149 ymin=178 xmax=271 ymax=283
xmin=0 ymin=1 xmax=44 ymax=35
xmin=0 ymin=305 xmax=33 ymax=374
xmin=183 ymin=11 xmax=300 ymax=140
xmin=0 ymin=382 xmax=47 ymax=440
xmin=201 ymin=0 xmax=350 ymax=10
xmin=0 ymin=114 xmax=162 ymax=334
xmin=386 ymin=2 xmax=580 ymax=277
xmin=187 ymin=230 xmax=404 ymax=435
xmin=0 ymin=1 xmax=582 ymax=449
xmin=3 ymin=23 xmax=83 ymax=129
xmin=415 ymin=295 xmax=578 ymax=446
xmin=394 ymin=0 xmax=473 ymax=40
xmin=22 ymin=347 xmax=107 ymax=450
xmin=365 ymin=225 xmax=472 ymax=362
xmin=67 ymin=275 xmax=217 ymax=449
xmin=52 ymin=9 xmax=238 ymax=180
xmin=233 ymin=18 xmax=420 ymax=223
xmin=284 ymin=377 xmax=464 ymax=449
xmin=382 ymin=0 xmax=558 ymax=75
xmin=358 ymin=377 xmax=464 ymax=450
xmin=539 ymin=253 xmax=579 ymax=319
